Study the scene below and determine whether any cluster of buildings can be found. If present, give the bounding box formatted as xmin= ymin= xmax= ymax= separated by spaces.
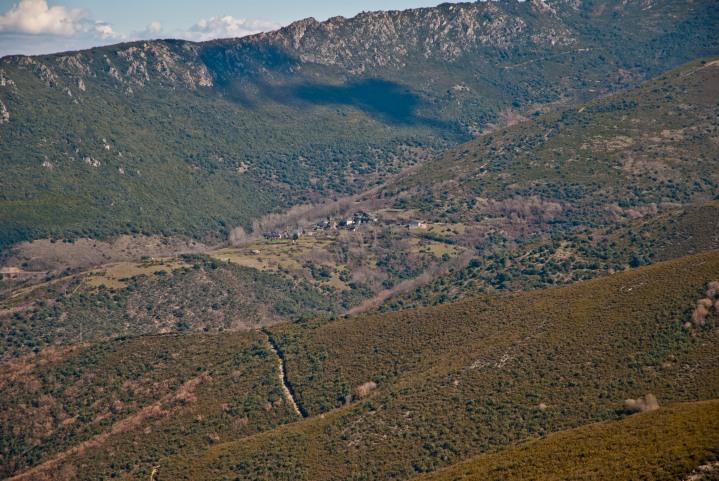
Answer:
xmin=261 ymin=211 xmax=379 ymax=241
xmin=259 ymin=212 xmax=428 ymax=241
xmin=261 ymin=230 xmax=301 ymax=241
xmin=314 ymin=211 xmax=378 ymax=231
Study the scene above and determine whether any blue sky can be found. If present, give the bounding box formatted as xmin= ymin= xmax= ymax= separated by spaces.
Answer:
xmin=0 ymin=0 xmax=464 ymax=57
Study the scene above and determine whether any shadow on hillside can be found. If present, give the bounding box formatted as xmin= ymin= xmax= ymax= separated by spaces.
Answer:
xmin=224 ymin=77 xmax=451 ymax=128
xmin=292 ymin=79 xmax=421 ymax=124
xmin=200 ymin=41 xmax=451 ymax=128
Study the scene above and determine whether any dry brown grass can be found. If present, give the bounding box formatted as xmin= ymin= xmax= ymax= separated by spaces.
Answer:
xmin=81 ymin=260 xmax=187 ymax=289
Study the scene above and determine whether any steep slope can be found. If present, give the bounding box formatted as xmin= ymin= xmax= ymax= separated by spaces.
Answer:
xmin=0 ymin=0 xmax=717 ymax=248
xmin=156 ymin=251 xmax=719 ymax=480
xmin=395 ymin=57 xmax=719 ymax=225
xmin=649 ymin=201 xmax=719 ymax=262
xmin=3 ymin=250 xmax=718 ymax=480
xmin=378 ymin=57 xmax=719 ymax=308
xmin=4 ymin=58 xmax=717 ymax=343
xmin=414 ymin=400 xmax=719 ymax=481
xmin=0 ymin=332 xmax=299 ymax=480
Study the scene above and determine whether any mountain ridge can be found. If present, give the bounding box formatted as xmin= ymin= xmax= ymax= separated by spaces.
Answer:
xmin=1 ymin=0 xmax=717 ymax=249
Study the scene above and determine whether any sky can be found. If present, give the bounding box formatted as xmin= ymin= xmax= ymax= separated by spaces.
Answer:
xmin=0 ymin=0 xmax=466 ymax=57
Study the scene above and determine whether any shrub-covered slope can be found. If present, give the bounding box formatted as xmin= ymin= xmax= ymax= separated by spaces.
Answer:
xmin=153 ymin=250 xmax=719 ymax=481
xmin=0 ymin=255 xmax=336 ymax=360
xmin=395 ymin=57 xmax=719 ymax=226
xmin=389 ymin=199 xmax=719 ymax=311
xmin=4 ymin=250 xmax=719 ymax=480
xmin=0 ymin=0 xmax=717 ymax=247
xmin=377 ymin=58 xmax=719 ymax=309
xmin=0 ymin=331 xmax=298 ymax=480
xmin=414 ymin=400 xmax=719 ymax=481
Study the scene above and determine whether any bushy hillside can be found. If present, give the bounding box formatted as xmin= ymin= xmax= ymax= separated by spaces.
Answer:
xmin=1 ymin=3 xmax=719 ymax=480
xmin=377 ymin=58 xmax=719 ymax=309
xmin=154 ymin=250 xmax=719 ymax=481
xmin=3 ymin=250 xmax=718 ymax=480
xmin=649 ymin=201 xmax=719 ymax=262
xmin=396 ymin=57 xmax=719 ymax=224
xmin=0 ymin=331 xmax=298 ymax=480
xmin=389 ymin=200 xmax=719 ymax=310
xmin=0 ymin=255 xmax=336 ymax=360
xmin=415 ymin=400 xmax=719 ymax=481
xmin=0 ymin=0 xmax=717 ymax=247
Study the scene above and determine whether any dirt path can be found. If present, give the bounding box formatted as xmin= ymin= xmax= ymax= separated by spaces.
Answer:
xmin=6 ymin=372 xmax=210 ymax=481
xmin=349 ymin=250 xmax=474 ymax=315
xmin=261 ymin=330 xmax=305 ymax=418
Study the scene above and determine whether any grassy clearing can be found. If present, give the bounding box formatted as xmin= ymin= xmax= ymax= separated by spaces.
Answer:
xmin=410 ymin=237 xmax=461 ymax=258
xmin=83 ymin=259 xmax=188 ymax=289
xmin=211 ymin=239 xmax=325 ymax=272
xmin=211 ymin=237 xmax=352 ymax=291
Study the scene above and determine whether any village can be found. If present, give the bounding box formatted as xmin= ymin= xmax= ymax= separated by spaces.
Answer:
xmin=261 ymin=211 xmax=426 ymax=241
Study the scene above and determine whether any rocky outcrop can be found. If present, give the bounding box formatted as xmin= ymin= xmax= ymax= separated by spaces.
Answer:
xmin=0 ymin=1 xmax=591 ymax=90
xmin=260 ymin=2 xmax=575 ymax=71
xmin=0 ymin=69 xmax=15 ymax=88
xmin=96 ymin=42 xmax=215 ymax=89
xmin=22 ymin=58 xmax=59 ymax=87
xmin=0 ymin=99 xmax=9 ymax=124
xmin=0 ymin=0 xmax=714 ymax=94
xmin=56 ymin=54 xmax=92 ymax=77
xmin=1 ymin=40 xmax=214 ymax=92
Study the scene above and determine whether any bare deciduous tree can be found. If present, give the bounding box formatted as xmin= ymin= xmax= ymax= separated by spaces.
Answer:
xmin=356 ymin=381 xmax=378 ymax=399
xmin=624 ymin=393 xmax=659 ymax=414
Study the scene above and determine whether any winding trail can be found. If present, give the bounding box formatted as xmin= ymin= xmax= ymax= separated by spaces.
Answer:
xmin=261 ymin=329 xmax=306 ymax=418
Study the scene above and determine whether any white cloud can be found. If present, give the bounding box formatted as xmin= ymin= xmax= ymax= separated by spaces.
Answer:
xmin=0 ymin=1 xmax=278 ymax=57
xmin=1 ymin=0 xmax=88 ymax=36
xmin=127 ymin=17 xmax=278 ymax=44
xmin=180 ymin=16 xmax=280 ymax=42
xmin=94 ymin=22 xmax=120 ymax=39
xmin=128 ymin=21 xmax=163 ymax=41
xmin=147 ymin=21 xmax=162 ymax=34
xmin=0 ymin=0 xmax=124 ymax=56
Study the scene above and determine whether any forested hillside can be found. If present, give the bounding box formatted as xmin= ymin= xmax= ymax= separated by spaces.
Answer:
xmin=384 ymin=57 xmax=719 ymax=309
xmin=1 ymin=0 xmax=717 ymax=247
